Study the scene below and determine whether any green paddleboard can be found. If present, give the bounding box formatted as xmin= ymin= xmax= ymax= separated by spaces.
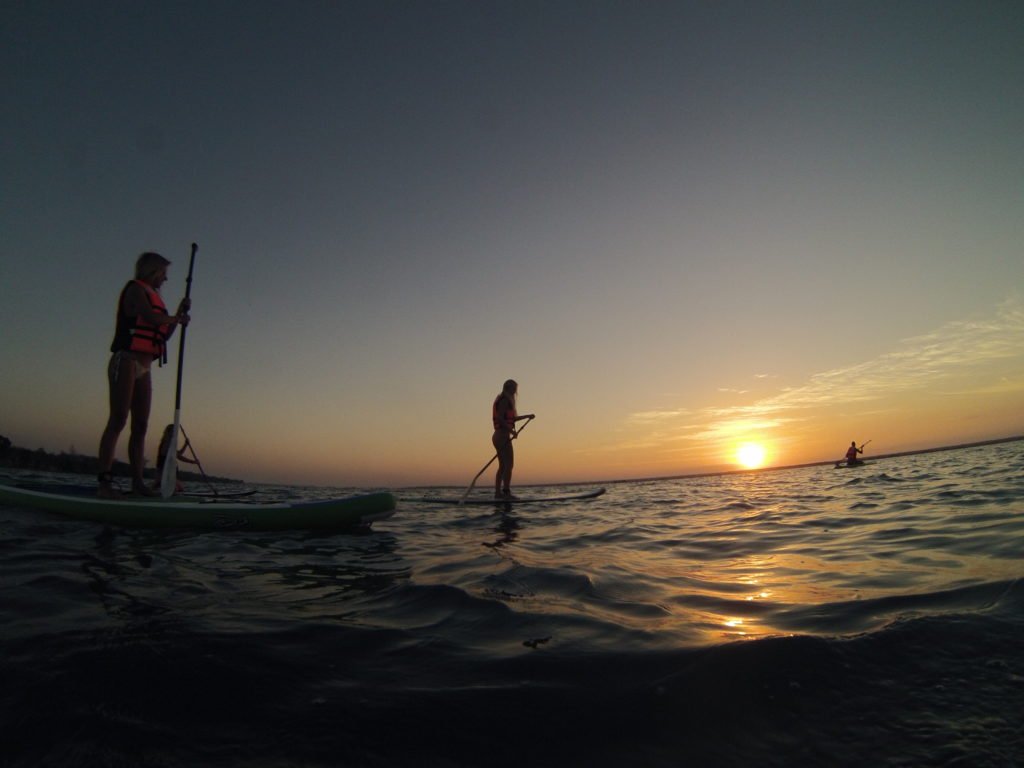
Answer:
xmin=0 ymin=482 xmax=396 ymax=531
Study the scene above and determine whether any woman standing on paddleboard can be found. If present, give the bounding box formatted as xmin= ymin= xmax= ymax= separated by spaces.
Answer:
xmin=97 ymin=252 xmax=190 ymax=498
xmin=492 ymin=379 xmax=534 ymax=499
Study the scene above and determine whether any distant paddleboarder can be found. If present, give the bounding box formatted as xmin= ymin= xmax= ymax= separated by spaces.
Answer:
xmin=97 ymin=252 xmax=191 ymax=498
xmin=492 ymin=379 xmax=534 ymax=499
xmin=844 ymin=441 xmax=865 ymax=466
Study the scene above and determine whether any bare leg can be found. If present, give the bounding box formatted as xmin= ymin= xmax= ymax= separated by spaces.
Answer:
xmin=493 ymin=433 xmax=514 ymax=496
xmin=128 ymin=371 xmax=153 ymax=494
xmin=97 ymin=354 xmax=135 ymax=498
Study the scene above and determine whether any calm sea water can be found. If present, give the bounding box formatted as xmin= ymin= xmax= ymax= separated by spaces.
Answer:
xmin=2 ymin=441 xmax=1022 ymax=767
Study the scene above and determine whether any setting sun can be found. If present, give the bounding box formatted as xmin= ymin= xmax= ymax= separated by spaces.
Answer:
xmin=736 ymin=443 xmax=767 ymax=469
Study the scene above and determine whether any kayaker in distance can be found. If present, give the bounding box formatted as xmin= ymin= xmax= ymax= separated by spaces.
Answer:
xmin=845 ymin=441 xmax=864 ymax=466
xmin=97 ymin=252 xmax=191 ymax=499
xmin=153 ymin=423 xmax=198 ymax=494
xmin=492 ymin=379 xmax=534 ymax=499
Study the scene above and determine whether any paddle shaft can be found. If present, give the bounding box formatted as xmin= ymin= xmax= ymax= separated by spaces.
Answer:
xmin=160 ymin=243 xmax=197 ymax=498
xmin=172 ymin=243 xmax=198 ymax=411
xmin=459 ymin=415 xmax=534 ymax=503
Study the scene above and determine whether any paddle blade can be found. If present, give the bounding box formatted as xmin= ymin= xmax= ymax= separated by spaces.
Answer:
xmin=160 ymin=421 xmax=180 ymax=499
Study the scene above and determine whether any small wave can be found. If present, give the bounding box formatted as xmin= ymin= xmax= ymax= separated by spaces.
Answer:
xmin=771 ymin=579 xmax=1022 ymax=635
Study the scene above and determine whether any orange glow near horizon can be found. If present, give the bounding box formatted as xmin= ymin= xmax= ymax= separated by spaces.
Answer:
xmin=736 ymin=442 xmax=767 ymax=470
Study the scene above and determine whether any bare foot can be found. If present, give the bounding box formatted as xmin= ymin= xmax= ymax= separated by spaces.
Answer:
xmin=97 ymin=484 xmax=122 ymax=500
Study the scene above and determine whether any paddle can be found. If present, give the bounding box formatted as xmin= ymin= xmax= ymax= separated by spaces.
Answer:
xmin=459 ymin=414 xmax=535 ymax=504
xmin=160 ymin=243 xmax=197 ymax=499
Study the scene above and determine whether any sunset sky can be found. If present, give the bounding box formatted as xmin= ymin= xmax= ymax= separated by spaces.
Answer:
xmin=2 ymin=2 xmax=1022 ymax=487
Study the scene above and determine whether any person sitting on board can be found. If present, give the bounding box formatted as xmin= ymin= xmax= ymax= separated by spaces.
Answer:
xmin=96 ymin=252 xmax=190 ymax=499
xmin=153 ymin=424 xmax=198 ymax=494
xmin=492 ymin=379 xmax=534 ymax=499
xmin=845 ymin=441 xmax=864 ymax=466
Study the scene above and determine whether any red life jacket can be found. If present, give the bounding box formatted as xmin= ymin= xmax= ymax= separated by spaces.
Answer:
xmin=110 ymin=280 xmax=171 ymax=363
xmin=492 ymin=394 xmax=516 ymax=431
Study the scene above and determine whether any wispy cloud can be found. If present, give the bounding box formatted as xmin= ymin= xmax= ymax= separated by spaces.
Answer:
xmin=759 ymin=297 xmax=1024 ymax=412
xmin=625 ymin=297 xmax=1024 ymax=452
xmin=627 ymin=408 xmax=692 ymax=424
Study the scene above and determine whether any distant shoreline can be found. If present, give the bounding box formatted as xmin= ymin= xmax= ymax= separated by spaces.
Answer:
xmin=0 ymin=434 xmax=241 ymax=485
xmin=4 ymin=433 xmax=1020 ymax=491
xmin=594 ymin=435 xmax=1024 ymax=487
xmin=469 ymin=434 xmax=1023 ymax=491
